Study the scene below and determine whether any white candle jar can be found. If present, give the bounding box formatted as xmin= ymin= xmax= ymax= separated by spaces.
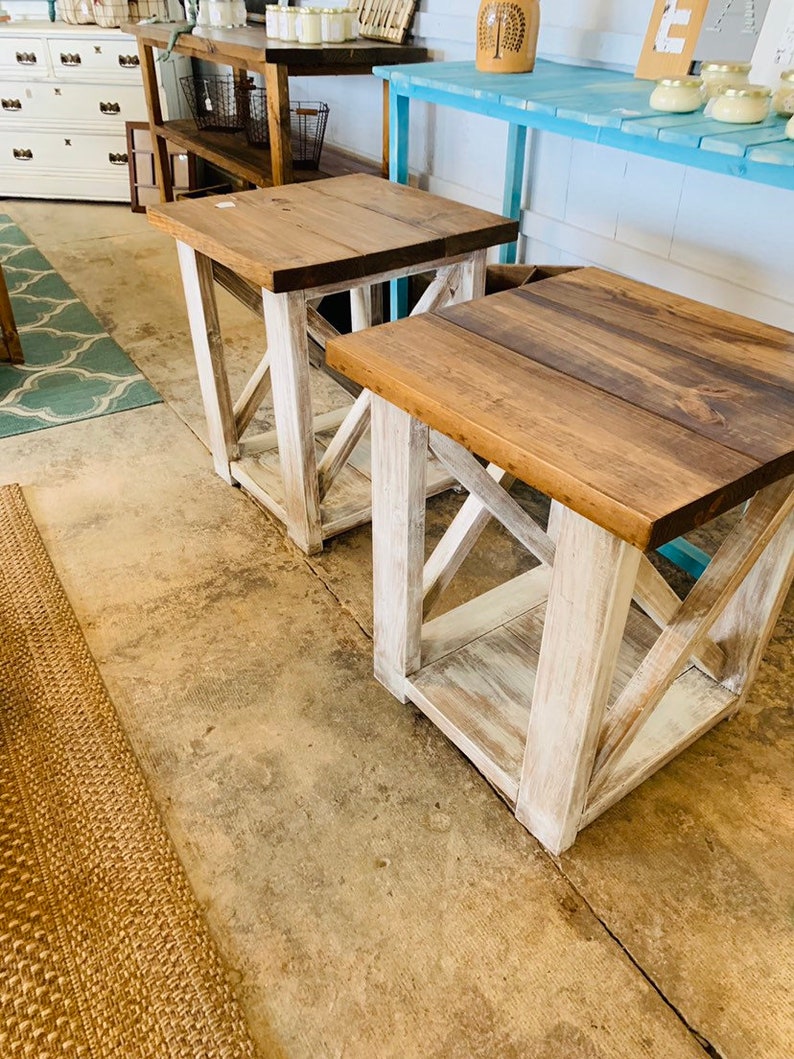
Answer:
xmin=700 ymin=61 xmax=751 ymax=99
xmin=649 ymin=76 xmax=704 ymax=114
xmin=265 ymin=3 xmax=280 ymax=36
xmin=711 ymin=84 xmax=772 ymax=124
xmin=321 ymin=8 xmax=345 ymax=43
xmin=208 ymin=0 xmax=235 ymax=27
xmin=345 ymin=4 xmax=359 ymax=39
xmin=298 ymin=7 xmax=322 ymax=44
xmin=279 ymin=6 xmax=298 ymax=40
xmin=772 ymin=70 xmax=794 ymax=117
xmin=787 ymin=115 xmax=794 ymax=140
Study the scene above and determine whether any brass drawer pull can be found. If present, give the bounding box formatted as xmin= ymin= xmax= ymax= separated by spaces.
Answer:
xmin=15 ymin=51 xmax=37 ymax=65
xmin=108 ymin=152 xmax=128 ymax=166
xmin=99 ymin=101 xmax=121 ymax=115
xmin=60 ymin=53 xmax=82 ymax=66
xmin=118 ymin=54 xmax=140 ymax=68
xmin=2 ymin=99 xmax=22 ymax=111
xmin=13 ymin=148 xmax=33 ymax=160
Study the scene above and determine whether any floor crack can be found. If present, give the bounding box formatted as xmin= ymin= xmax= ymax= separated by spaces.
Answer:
xmin=551 ymin=858 xmax=726 ymax=1059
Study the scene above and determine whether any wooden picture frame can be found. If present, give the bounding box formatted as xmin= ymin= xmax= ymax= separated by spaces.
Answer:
xmin=635 ymin=0 xmax=711 ymax=80
xmin=358 ymin=0 xmax=418 ymax=44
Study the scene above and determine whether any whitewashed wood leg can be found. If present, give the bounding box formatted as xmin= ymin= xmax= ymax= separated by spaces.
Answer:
xmin=176 ymin=242 xmax=238 ymax=484
xmin=262 ymin=288 xmax=322 ymax=555
xmin=371 ymin=395 xmax=427 ymax=701
xmin=711 ymin=503 xmax=794 ymax=696
xmin=350 ymin=284 xmax=375 ymax=332
xmin=457 ymin=248 xmax=488 ymax=302
xmin=516 ymin=508 xmax=641 ymax=854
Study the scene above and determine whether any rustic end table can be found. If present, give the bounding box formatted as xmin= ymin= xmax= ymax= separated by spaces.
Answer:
xmin=149 ymin=174 xmax=517 ymax=554
xmin=326 ymin=267 xmax=794 ymax=854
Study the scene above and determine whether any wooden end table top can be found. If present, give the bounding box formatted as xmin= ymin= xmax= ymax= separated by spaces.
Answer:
xmin=147 ymin=175 xmax=517 ymax=293
xmin=326 ymin=267 xmax=794 ymax=551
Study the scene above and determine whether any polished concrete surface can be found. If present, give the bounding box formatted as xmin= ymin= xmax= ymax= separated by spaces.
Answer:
xmin=1 ymin=200 xmax=791 ymax=1059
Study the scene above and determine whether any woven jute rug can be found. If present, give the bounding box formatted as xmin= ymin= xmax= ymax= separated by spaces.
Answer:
xmin=0 ymin=484 xmax=257 ymax=1058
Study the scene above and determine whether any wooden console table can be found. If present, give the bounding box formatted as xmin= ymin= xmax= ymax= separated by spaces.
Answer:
xmin=124 ymin=23 xmax=428 ymax=200
xmin=376 ymin=59 xmax=794 ymax=265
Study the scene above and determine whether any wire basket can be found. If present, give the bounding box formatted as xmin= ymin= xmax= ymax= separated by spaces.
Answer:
xmin=180 ymin=75 xmax=246 ymax=133
xmin=244 ymin=89 xmax=330 ymax=170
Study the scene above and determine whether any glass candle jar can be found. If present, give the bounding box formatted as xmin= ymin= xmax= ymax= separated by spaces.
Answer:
xmin=279 ymin=5 xmax=298 ymax=40
xmin=207 ymin=0 xmax=235 ymax=27
xmin=321 ymin=8 xmax=345 ymax=43
xmin=649 ymin=76 xmax=704 ymax=114
xmin=297 ymin=7 xmax=322 ymax=43
xmin=772 ymin=70 xmax=794 ymax=117
xmin=700 ymin=61 xmax=751 ymax=99
xmin=711 ymin=84 xmax=772 ymax=124
xmin=345 ymin=3 xmax=359 ymax=39
xmin=265 ymin=3 xmax=280 ymax=36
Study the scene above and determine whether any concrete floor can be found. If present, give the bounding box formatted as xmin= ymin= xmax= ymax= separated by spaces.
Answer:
xmin=1 ymin=199 xmax=792 ymax=1059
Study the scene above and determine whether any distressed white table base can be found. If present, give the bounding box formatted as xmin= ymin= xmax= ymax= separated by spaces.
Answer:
xmin=175 ymin=244 xmax=487 ymax=554
xmin=371 ymin=396 xmax=794 ymax=854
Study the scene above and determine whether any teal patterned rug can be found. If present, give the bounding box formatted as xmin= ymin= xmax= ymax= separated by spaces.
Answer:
xmin=0 ymin=216 xmax=161 ymax=438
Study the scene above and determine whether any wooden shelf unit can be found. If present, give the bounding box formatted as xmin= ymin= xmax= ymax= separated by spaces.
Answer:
xmin=153 ymin=119 xmax=381 ymax=189
xmin=123 ymin=23 xmax=428 ymax=199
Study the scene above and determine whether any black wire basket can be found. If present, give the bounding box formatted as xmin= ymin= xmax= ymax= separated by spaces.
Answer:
xmin=180 ymin=74 xmax=246 ymax=133
xmin=244 ymin=88 xmax=330 ymax=169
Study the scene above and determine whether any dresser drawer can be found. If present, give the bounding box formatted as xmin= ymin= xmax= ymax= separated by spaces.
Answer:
xmin=45 ymin=34 xmax=143 ymax=80
xmin=0 ymin=127 xmax=131 ymax=174
xmin=0 ymin=79 xmax=151 ymax=124
xmin=0 ymin=35 xmax=49 ymax=78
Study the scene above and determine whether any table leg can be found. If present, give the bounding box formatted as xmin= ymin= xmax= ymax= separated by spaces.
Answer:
xmin=137 ymin=41 xmax=173 ymax=203
xmin=175 ymin=243 xmax=238 ymax=483
xmin=262 ymin=288 xmax=322 ymax=555
xmin=515 ymin=507 xmax=641 ymax=854
xmin=389 ymin=84 xmax=410 ymax=320
xmin=371 ymin=396 xmax=427 ymax=700
xmin=499 ymin=123 xmax=526 ymax=265
xmin=0 ymin=265 xmax=23 ymax=364
xmin=265 ymin=62 xmax=294 ymax=187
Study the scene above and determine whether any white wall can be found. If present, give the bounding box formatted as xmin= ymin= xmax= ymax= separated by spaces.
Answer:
xmin=291 ymin=1 xmax=794 ymax=330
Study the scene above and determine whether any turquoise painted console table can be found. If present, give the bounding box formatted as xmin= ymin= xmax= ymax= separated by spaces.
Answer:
xmin=373 ymin=59 xmax=794 ymax=578
xmin=375 ymin=58 xmax=794 ymax=267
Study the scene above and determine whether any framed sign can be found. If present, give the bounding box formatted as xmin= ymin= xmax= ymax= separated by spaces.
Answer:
xmin=751 ymin=0 xmax=794 ymax=85
xmin=694 ymin=0 xmax=773 ymax=63
xmin=635 ymin=0 xmax=711 ymax=80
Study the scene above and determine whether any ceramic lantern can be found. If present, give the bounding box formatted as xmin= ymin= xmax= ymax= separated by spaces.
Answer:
xmin=476 ymin=0 xmax=540 ymax=74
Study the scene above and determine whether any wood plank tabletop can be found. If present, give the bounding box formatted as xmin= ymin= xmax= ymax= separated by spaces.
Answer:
xmin=124 ymin=23 xmax=428 ymax=72
xmin=375 ymin=60 xmax=794 ymax=186
xmin=147 ymin=175 xmax=517 ymax=293
xmin=326 ymin=267 xmax=794 ymax=550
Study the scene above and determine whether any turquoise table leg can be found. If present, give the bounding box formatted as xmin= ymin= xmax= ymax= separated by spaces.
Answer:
xmin=499 ymin=123 xmax=526 ymax=264
xmin=390 ymin=84 xmax=410 ymax=320
xmin=658 ymin=538 xmax=711 ymax=579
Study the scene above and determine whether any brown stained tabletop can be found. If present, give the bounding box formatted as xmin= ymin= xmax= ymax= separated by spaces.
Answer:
xmin=147 ymin=174 xmax=518 ymax=293
xmin=326 ymin=267 xmax=794 ymax=551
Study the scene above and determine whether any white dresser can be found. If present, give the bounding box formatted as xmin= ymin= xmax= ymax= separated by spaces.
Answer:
xmin=0 ymin=21 xmax=188 ymax=201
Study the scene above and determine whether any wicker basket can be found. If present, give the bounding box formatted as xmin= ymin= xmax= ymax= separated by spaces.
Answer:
xmin=180 ymin=75 xmax=246 ymax=133
xmin=56 ymin=0 xmax=96 ymax=23
xmin=243 ymin=88 xmax=330 ymax=170
xmin=93 ymin=0 xmax=130 ymax=26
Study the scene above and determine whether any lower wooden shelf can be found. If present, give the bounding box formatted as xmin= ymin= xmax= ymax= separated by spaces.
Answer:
xmin=154 ymin=119 xmax=381 ymax=188
xmin=409 ymin=567 xmax=737 ymax=822
xmin=232 ymin=414 xmax=456 ymax=541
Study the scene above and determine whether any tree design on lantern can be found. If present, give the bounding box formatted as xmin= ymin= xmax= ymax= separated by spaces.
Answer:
xmin=478 ymin=2 xmax=527 ymax=60
xmin=476 ymin=0 xmax=539 ymax=74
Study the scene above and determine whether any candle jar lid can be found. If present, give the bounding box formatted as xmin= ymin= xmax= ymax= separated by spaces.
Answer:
xmin=655 ymin=75 xmax=703 ymax=88
xmin=700 ymin=60 xmax=752 ymax=73
xmin=714 ymin=84 xmax=772 ymax=98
